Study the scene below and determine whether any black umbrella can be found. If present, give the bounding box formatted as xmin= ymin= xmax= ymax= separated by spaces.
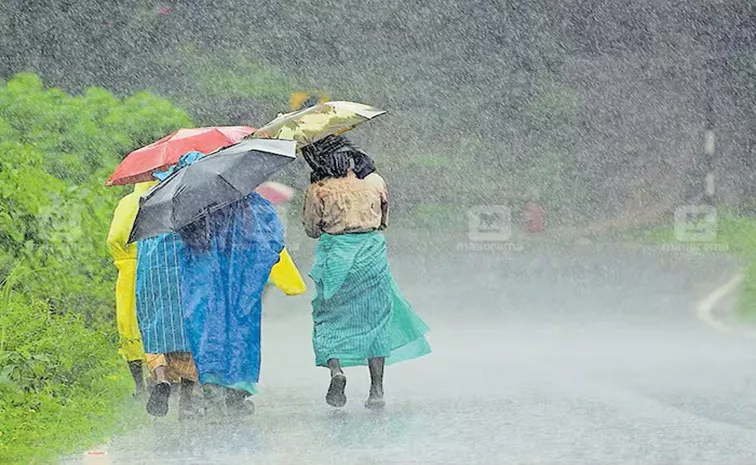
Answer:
xmin=128 ymin=139 xmax=297 ymax=243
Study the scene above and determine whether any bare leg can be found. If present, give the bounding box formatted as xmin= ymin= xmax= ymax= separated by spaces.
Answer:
xmin=127 ymin=360 xmax=145 ymax=396
xmin=325 ymin=358 xmax=347 ymax=407
xmin=365 ymin=357 xmax=386 ymax=409
xmin=146 ymin=365 xmax=171 ymax=417
xmin=153 ymin=366 xmax=168 ymax=383
xmin=178 ymin=379 xmax=201 ymax=420
xmin=327 ymin=358 xmax=343 ymax=377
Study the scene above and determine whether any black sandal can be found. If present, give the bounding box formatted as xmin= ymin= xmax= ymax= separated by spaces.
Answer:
xmin=146 ymin=381 xmax=171 ymax=417
xmin=226 ymin=388 xmax=255 ymax=416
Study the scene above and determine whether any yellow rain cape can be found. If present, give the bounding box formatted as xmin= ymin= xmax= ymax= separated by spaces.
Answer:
xmin=107 ymin=182 xmax=155 ymax=362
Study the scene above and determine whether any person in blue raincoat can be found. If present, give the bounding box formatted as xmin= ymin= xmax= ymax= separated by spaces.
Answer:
xmin=137 ymin=152 xmax=304 ymax=417
xmin=176 ymin=192 xmax=285 ymax=414
xmin=135 ymin=152 xmax=206 ymax=419
xmin=136 ymin=229 xmax=199 ymax=418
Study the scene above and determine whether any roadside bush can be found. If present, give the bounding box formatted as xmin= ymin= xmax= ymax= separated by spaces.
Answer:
xmin=0 ymin=73 xmax=192 ymax=462
xmin=717 ymin=215 xmax=756 ymax=319
xmin=0 ymin=72 xmax=192 ymax=326
xmin=0 ymin=273 xmax=133 ymax=464
xmin=642 ymin=213 xmax=756 ymax=320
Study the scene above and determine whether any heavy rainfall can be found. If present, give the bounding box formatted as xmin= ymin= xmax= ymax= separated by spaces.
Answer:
xmin=2 ymin=1 xmax=756 ymax=464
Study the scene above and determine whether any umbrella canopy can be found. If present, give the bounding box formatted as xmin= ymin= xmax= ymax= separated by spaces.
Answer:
xmin=128 ymin=139 xmax=296 ymax=243
xmin=106 ymin=126 xmax=255 ymax=186
xmin=255 ymin=181 xmax=295 ymax=205
xmin=249 ymin=101 xmax=385 ymax=149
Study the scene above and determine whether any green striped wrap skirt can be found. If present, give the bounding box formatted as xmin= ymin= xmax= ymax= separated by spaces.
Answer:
xmin=310 ymin=232 xmax=431 ymax=367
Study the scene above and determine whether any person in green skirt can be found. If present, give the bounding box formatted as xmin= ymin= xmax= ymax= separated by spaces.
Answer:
xmin=301 ymin=136 xmax=431 ymax=409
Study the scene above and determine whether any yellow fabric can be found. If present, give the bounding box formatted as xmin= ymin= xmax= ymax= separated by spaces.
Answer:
xmin=107 ymin=182 xmax=157 ymax=361
xmin=269 ymin=247 xmax=307 ymax=295
xmin=145 ymin=352 xmax=198 ymax=382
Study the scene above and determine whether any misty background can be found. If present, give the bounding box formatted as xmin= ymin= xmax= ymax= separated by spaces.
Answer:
xmin=4 ymin=0 xmax=755 ymax=228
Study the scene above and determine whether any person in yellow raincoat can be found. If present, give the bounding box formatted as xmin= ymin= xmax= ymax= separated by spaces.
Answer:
xmin=107 ymin=181 xmax=156 ymax=395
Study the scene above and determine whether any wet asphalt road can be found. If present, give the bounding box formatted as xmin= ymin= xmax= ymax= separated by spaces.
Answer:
xmin=67 ymin=235 xmax=756 ymax=464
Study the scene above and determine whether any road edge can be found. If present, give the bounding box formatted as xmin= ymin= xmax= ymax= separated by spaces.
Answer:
xmin=696 ymin=270 xmax=749 ymax=334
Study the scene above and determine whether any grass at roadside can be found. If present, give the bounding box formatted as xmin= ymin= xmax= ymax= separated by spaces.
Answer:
xmin=0 ymin=73 xmax=189 ymax=463
xmin=636 ymin=212 xmax=756 ymax=320
xmin=0 ymin=270 xmax=148 ymax=464
xmin=719 ymin=215 xmax=756 ymax=320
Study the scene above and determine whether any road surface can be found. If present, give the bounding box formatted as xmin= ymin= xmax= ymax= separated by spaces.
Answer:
xmin=66 ymin=236 xmax=756 ymax=464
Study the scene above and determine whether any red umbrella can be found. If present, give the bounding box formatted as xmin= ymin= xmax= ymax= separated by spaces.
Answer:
xmin=106 ymin=126 xmax=255 ymax=186
xmin=255 ymin=181 xmax=295 ymax=205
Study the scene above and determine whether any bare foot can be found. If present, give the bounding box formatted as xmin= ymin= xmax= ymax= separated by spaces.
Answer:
xmin=326 ymin=373 xmax=347 ymax=408
xmin=364 ymin=386 xmax=385 ymax=410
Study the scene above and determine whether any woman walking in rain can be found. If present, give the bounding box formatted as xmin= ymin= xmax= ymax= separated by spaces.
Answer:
xmin=134 ymin=153 xmax=205 ymax=419
xmin=301 ymin=135 xmax=431 ymax=409
xmin=137 ymin=201 xmax=304 ymax=417
xmin=136 ymin=229 xmax=200 ymax=418
xmin=135 ymin=150 xmax=306 ymax=417
xmin=176 ymin=192 xmax=291 ymax=414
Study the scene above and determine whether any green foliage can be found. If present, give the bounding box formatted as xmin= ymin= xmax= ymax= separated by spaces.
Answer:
xmin=521 ymin=150 xmax=566 ymax=207
xmin=0 ymin=271 xmax=133 ymax=464
xmin=168 ymin=48 xmax=294 ymax=126
xmin=520 ymin=79 xmax=582 ymax=134
xmin=714 ymin=215 xmax=756 ymax=319
xmin=739 ymin=261 xmax=756 ymax=320
xmin=402 ymin=203 xmax=466 ymax=230
xmin=514 ymin=76 xmax=590 ymax=215
xmin=191 ymin=54 xmax=292 ymax=100
xmin=0 ymin=72 xmax=191 ymax=325
xmin=0 ymin=73 xmax=192 ymax=462
xmin=0 ymin=0 xmax=600 ymax=222
xmin=0 ymin=73 xmax=192 ymax=183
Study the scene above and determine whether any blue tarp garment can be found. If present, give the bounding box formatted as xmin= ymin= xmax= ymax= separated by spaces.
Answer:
xmin=153 ymin=151 xmax=204 ymax=181
xmin=133 ymin=152 xmax=204 ymax=354
xmin=135 ymin=232 xmax=192 ymax=354
xmin=178 ymin=193 xmax=284 ymax=394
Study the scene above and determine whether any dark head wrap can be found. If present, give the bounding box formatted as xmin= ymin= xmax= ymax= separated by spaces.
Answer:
xmin=302 ymin=138 xmax=351 ymax=182
xmin=301 ymin=135 xmax=377 ymax=182
xmin=350 ymin=148 xmax=376 ymax=179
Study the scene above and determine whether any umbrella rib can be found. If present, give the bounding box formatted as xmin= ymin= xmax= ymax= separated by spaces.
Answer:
xmin=216 ymin=171 xmax=240 ymax=193
xmin=177 ymin=172 xmax=242 ymax=229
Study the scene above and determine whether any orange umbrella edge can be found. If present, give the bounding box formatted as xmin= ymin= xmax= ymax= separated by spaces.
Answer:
xmin=106 ymin=170 xmax=165 ymax=186
xmin=108 ymin=126 xmax=257 ymax=185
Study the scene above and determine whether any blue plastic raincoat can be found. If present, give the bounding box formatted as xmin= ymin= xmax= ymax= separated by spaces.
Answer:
xmin=178 ymin=193 xmax=284 ymax=394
